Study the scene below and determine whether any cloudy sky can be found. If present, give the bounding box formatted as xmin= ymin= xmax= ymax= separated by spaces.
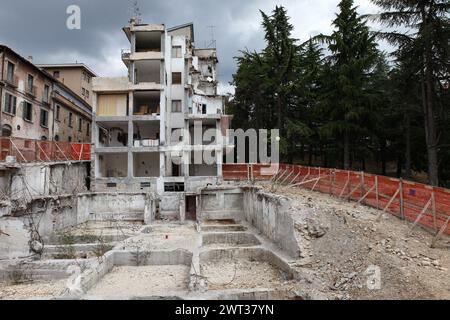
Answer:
xmin=0 ymin=0 xmax=385 ymax=94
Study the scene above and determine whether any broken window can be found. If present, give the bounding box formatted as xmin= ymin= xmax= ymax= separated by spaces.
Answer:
xmin=27 ymin=75 xmax=34 ymax=94
xmin=56 ymin=104 xmax=61 ymax=121
xmin=171 ymin=100 xmax=182 ymax=113
xmin=6 ymin=62 xmax=15 ymax=83
xmin=40 ymin=109 xmax=49 ymax=127
xmin=4 ymin=93 xmax=17 ymax=115
xmin=22 ymin=101 xmax=33 ymax=121
xmin=43 ymin=85 xmax=50 ymax=103
xmin=172 ymin=72 xmax=182 ymax=85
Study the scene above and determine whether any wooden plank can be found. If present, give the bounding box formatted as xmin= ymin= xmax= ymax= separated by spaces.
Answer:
xmin=408 ymin=196 xmax=433 ymax=234
xmin=376 ymin=188 xmax=400 ymax=222
xmin=430 ymin=216 xmax=450 ymax=248
xmin=357 ymin=185 xmax=376 ymax=205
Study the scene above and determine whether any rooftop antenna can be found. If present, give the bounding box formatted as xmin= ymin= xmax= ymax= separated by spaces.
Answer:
xmin=205 ymin=25 xmax=217 ymax=49
xmin=128 ymin=0 xmax=142 ymax=25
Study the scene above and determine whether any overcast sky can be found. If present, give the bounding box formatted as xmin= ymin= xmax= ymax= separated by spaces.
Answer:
xmin=0 ymin=0 xmax=385 ymax=94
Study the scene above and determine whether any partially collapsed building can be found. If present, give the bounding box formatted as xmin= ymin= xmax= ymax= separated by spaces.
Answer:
xmin=91 ymin=21 xmax=233 ymax=219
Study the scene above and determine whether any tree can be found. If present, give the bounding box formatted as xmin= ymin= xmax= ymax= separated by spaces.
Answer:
xmin=371 ymin=0 xmax=450 ymax=185
xmin=317 ymin=0 xmax=379 ymax=169
xmin=231 ymin=6 xmax=300 ymax=160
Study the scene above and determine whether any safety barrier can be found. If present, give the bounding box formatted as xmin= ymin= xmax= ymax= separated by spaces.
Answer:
xmin=0 ymin=137 xmax=91 ymax=163
xmin=223 ymin=164 xmax=450 ymax=238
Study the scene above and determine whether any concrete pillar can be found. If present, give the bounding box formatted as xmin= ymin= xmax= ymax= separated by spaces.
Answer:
xmin=127 ymin=151 xmax=133 ymax=179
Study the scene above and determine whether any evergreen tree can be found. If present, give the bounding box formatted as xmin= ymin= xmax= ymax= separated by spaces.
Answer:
xmin=371 ymin=0 xmax=450 ymax=185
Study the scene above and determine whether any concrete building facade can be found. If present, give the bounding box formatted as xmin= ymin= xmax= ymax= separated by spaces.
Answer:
xmin=91 ymin=21 xmax=233 ymax=219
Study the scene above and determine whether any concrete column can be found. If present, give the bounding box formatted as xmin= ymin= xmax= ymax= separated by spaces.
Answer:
xmin=217 ymin=149 xmax=223 ymax=178
xmin=127 ymin=151 xmax=133 ymax=179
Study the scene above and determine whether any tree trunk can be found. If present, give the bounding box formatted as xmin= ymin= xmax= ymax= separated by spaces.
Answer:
xmin=421 ymin=4 xmax=439 ymax=186
xmin=343 ymin=131 xmax=350 ymax=170
xmin=380 ymin=139 xmax=387 ymax=176
xmin=422 ymin=62 xmax=439 ymax=186
xmin=404 ymin=114 xmax=412 ymax=179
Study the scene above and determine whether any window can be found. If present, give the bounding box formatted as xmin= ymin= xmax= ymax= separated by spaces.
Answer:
xmin=4 ymin=93 xmax=17 ymax=115
xmin=41 ymin=136 xmax=47 ymax=141
xmin=54 ymin=135 xmax=60 ymax=142
xmin=86 ymin=123 xmax=90 ymax=136
xmin=6 ymin=62 xmax=14 ymax=83
xmin=86 ymin=90 xmax=89 ymax=99
xmin=202 ymin=104 xmax=207 ymax=114
xmin=171 ymin=100 xmax=182 ymax=113
xmin=27 ymin=75 xmax=34 ymax=93
xmin=82 ymin=88 xmax=86 ymax=96
xmin=68 ymin=112 xmax=73 ymax=127
xmin=78 ymin=117 xmax=82 ymax=132
xmin=172 ymin=72 xmax=182 ymax=84
xmin=68 ymin=136 xmax=72 ymax=142
xmin=171 ymin=46 xmax=182 ymax=58
xmin=2 ymin=124 xmax=12 ymax=137
xmin=43 ymin=85 xmax=50 ymax=103
xmin=40 ymin=109 xmax=49 ymax=127
xmin=53 ymin=71 xmax=60 ymax=78
xmin=56 ymin=105 xmax=61 ymax=121
xmin=23 ymin=101 xmax=33 ymax=121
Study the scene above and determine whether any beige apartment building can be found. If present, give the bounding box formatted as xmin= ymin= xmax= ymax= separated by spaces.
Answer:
xmin=0 ymin=45 xmax=54 ymax=140
xmin=37 ymin=63 xmax=96 ymax=107
xmin=0 ymin=45 xmax=93 ymax=143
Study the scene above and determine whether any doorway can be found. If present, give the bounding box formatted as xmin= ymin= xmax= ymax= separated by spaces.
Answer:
xmin=185 ymin=196 xmax=197 ymax=221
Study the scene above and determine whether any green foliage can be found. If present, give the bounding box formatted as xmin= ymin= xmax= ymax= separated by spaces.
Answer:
xmin=230 ymin=2 xmax=449 ymax=185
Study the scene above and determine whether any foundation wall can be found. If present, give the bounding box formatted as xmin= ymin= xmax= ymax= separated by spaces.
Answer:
xmin=199 ymin=187 xmax=244 ymax=221
xmin=242 ymin=188 xmax=301 ymax=258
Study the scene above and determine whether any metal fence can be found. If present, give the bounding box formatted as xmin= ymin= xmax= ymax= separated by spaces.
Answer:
xmin=223 ymin=163 xmax=450 ymax=240
xmin=0 ymin=137 xmax=91 ymax=163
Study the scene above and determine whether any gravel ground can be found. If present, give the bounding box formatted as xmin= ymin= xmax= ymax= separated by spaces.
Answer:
xmin=86 ymin=266 xmax=190 ymax=297
xmin=0 ymin=280 xmax=67 ymax=300
xmin=201 ymin=260 xmax=296 ymax=292
xmin=264 ymin=184 xmax=450 ymax=300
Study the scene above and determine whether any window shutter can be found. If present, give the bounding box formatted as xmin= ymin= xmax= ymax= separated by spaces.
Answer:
xmin=12 ymin=96 xmax=17 ymax=114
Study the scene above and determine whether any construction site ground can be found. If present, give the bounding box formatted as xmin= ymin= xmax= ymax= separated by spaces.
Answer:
xmin=261 ymin=183 xmax=450 ymax=300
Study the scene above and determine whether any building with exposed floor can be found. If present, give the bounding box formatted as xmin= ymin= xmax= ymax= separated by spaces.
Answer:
xmin=91 ymin=20 xmax=233 ymax=220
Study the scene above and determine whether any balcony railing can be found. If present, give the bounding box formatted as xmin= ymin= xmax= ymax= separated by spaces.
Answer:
xmin=5 ymin=75 xmax=19 ymax=87
xmin=121 ymin=49 xmax=131 ymax=60
xmin=26 ymin=85 xmax=37 ymax=97
xmin=133 ymin=139 xmax=160 ymax=147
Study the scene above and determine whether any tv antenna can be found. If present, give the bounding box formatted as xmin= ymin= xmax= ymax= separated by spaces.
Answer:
xmin=129 ymin=0 xmax=142 ymax=24
xmin=205 ymin=25 xmax=217 ymax=48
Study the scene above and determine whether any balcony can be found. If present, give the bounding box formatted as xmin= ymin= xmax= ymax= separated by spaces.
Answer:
xmin=4 ymin=75 xmax=18 ymax=87
xmin=26 ymin=85 xmax=37 ymax=97
xmin=132 ymin=120 xmax=160 ymax=149
xmin=133 ymin=91 xmax=160 ymax=117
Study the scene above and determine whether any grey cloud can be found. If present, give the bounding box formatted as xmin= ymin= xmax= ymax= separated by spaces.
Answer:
xmin=0 ymin=0 xmax=382 ymax=87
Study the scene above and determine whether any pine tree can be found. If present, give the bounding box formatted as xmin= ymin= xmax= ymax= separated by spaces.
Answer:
xmin=317 ymin=0 xmax=379 ymax=169
xmin=371 ymin=0 xmax=450 ymax=185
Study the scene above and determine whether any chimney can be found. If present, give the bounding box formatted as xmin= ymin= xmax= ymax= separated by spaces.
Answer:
xmin=27 ymin=56 xmax=33 ymax=63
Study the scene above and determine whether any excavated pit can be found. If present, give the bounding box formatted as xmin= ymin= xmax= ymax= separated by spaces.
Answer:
xmin=199 ymin=248 xmax=298 ymax=299
xmin=202 ymin=232 xmax=261 ymax=248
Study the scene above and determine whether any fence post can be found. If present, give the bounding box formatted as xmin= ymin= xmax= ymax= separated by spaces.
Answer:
xmin=432 ymin=192 xmax=437 ymax=232
xmin=375 ymin=176 xmax=379 ymax=210
xmin=399 ymin=179 xmax=405 ymax=220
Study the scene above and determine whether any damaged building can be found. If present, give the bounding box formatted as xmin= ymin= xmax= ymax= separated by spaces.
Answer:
xmin=91 ymin=21 xmax=233 ymax=220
